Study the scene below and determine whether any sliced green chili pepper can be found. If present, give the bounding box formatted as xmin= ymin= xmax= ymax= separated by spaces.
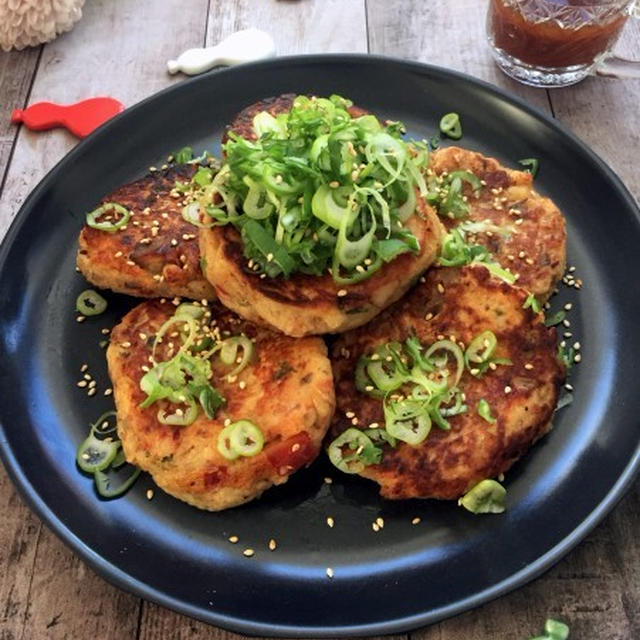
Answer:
xmin=94 ymin=467 xmax=142 ymax=498
xmin=76 ymin=289 xmax=108 ymax=316
xmin=384 ymin=400 xmax=432 ymax=446
xmin=477 ymin=398 xmax=496 ymax=424
xmin=217 ymin=420 xmax=264 ymax=460
xmin=439 ymin=112 xmax=462 ymax=140
xmin=86 ymin=202 xmax=130 ymax=232
xmin=465 ymin=330 xmax=498 ymax=371
xmin=219 ymin=335 xmax=254 ymax=378
xmin=328 ymin=428 xmax=381 ymax=473
xmin=229 ymin=420 xmax=264 ymax=457
xmin=518 ymin=157 xmax=539 ymax=178
xmin=424 ymin=339 xmax=465 ymax=388
xmin=76 ymin=433 xmax=120 ymax=473
xmin=459 ymin=479 xmax=506 ymax=514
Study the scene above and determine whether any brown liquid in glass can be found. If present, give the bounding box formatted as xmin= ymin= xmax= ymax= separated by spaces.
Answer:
xmin=489 ymin=0 xmax=627 ymax=67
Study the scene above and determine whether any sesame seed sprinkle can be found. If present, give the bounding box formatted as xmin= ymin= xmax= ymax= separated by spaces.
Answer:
xmin=268 ymin=539 xmax=277 ymax=551
xmin=327 ymin=517 xmax=335 ymax=528
xmin=337 ymin=289 xmax=348 ymax=297
xmin=326 ymin=567 xmax=334 ymax=579
xmin=411 ymin=517 xmax=421 ymax=525
xmin=146 ymin=489 xmax=154 ymax=500
xmin=243 ymin=548 xmax=255 ymax=557
xmin=228 ymin=535 xmax=239 ymax=543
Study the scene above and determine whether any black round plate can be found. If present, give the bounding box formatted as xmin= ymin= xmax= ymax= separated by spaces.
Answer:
xmin=1 ymin=55 xmax=639 ymax=637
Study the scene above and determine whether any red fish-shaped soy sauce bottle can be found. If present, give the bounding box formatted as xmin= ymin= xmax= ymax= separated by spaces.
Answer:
xmin=11 ymin=97 xmax=124 ymax=138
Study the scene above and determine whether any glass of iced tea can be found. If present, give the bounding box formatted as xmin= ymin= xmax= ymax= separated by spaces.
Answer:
xmin=487 ymin=0 xmax=640 ymax=87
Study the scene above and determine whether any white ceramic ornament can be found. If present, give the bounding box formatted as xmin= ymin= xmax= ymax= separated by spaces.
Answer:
xmin=167 ymin=28 xmax=276 ymax=76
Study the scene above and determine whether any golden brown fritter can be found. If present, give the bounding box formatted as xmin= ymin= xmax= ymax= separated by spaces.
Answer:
xmin=199 ymin=197 xmax=444 ymax=337
xmin=430 ymin=146 xmax=566 ymax=301
xmin=107 ymin=299 xmax=335 ymax=511
xmin=330 ymin=265 xmax=565 ymax=500
xmin=202 ymin=94 xmax=445 ymax=336
xmin=77 ymin=165 xmax=215 ymax=300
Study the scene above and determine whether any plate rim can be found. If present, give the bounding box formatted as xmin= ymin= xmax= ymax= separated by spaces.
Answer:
xmin=1 ymin=53 xmax=639 ymax=637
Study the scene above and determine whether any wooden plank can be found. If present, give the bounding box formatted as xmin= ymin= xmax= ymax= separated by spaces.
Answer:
xmin=366 ymin=0 xmax=551 ymax=112
xmin=206 ymin=0 xmax=368 ymax=52
xmin=0 ymin=0 xmax=210 ymax=241
xmin=138 ymin=2 xmax=371 ymax=638
xmin=0 ymin=1 xmax=209 ymax=639
xmin=21 ymin=526 xmax=139 ymax=640
xmin=546 ymin=19 xmax=640 ymax=199
xmin=414 ymin=484 xmax=640 ymax=640
xmin=0 ymin=467 xmax=41 ymax=640
xmin=0 ymin=47 xmax=41 ymax=188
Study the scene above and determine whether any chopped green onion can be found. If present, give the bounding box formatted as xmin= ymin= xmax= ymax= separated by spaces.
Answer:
xmin=529 ymin=618 xmax=570 ymax=640
xmin=76 ymin=289 xmax=107 ymax=316
xmin=556 ymin=392 xmax=573 ymax=410
xmin=518 ymin=157 xmax=539 ymax=178
xmin=439 ymin=112 xmax=462 ymax=140
xmin=477 ymin=398 xmax=496 ymax=424
xmin=523 ymin=293 xmax=541 ymax=314
xmin=328 ymin=428 xmax=381 ymax=473
xmin=459 ymin=479 xmax=506 ymax=514
xmin=545 ymin=310 xmax=566 ymax=327
xmin=157 ymin=397 xmax=199 ymax=426
xmin=174 ymin=146 xmax=194 ymax=163
xmin=86 ymin=202 xmax=130 ymax=232
xmin=424 ymin=339 xmax=465 ymax=388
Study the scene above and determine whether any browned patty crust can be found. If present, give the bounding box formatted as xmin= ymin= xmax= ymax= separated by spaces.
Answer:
xmin=77 ymin=165 xmax=215 ymax=300
xmin=201 ymin=95 xmax=445 ymax=337
xmin=330 ymin=265 xmax=565 ymax=500
xmin=430 ymin=146 xmax=566 ymax=301
xmin=107 ymin=299 xmax=335 ymax=511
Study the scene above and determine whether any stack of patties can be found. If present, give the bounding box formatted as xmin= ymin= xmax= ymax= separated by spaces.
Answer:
xmin=327 ymin=149 xmax=567 ymax=501
xmin=76 ymin=94 xmax=445 ymax=509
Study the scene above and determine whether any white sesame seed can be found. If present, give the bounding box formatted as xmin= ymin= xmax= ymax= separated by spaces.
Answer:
xmin=372 ymin=523 xmax=380 ymax=532
xmin=574 ymin=353 xmax=582 ymax=363
xmin=228 ymin=535 xmax=239 ymax=543
xmin=146 ymin=489 xmax=154 ymax=500
xmin=243 ymin=548 xmax=255 ymax=557
xmin=76 ymin=315 xmax=86 ymax=323
xmin=337 ymin=289 xmax=348 ymax=297
xmin=573 ymin=341 xmax=581 ymax=350
xmin=504 ymin=385 xmax=512 ymax=394
xmin=268 ymin=539 xmax=277 ymax=551
xmin=104 ymin=388 xmax=113 ymax=396
xmin=324 ymin=477 xmax=333 ymax=484
xmin=87 ymin=388 xmax=96 ymax=397
xmin=76 ymin=381 xmax=88 ymax=388
xmin=524 ymin=363 xmax=534 ymax=370
xmin=326 ymin=517 xmax=335 ymax=528
xmin=326 ymin=567 xmax=334 ymax=579
xmin=411 ymin=517 xmax=421 ymax=525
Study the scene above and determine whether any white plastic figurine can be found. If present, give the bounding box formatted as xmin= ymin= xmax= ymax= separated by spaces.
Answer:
xmin=167 ymin=28 xmax=276 ymax=76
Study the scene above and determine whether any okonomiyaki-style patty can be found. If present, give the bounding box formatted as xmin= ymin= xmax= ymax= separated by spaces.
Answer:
xmin=329 ymin=265 xmax=565 ymax=500
xmin=107 ymin=299 xmax=335 ymax=511
xmin=199 ymin=200 xmax=444 ymax=337
xmin=200 ymin=94 xmax=445 ymax=337
xmin=429 ymin=146 xmax=566 ymax=301
xmin=77 ymin=165 xmax=216 ymax=300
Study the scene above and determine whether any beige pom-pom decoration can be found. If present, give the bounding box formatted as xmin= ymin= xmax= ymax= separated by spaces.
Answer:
xmin=0 ymin=0 xmax=85 ymax=53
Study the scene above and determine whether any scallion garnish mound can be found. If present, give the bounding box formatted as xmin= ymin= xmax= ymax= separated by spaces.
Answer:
xmin=328 ymin=332 xmax=510 ymax=473
xmin=139 ymin=303 xmax=254 ymax=426
xmin=195 ymin=94 xmax=430 ymax=284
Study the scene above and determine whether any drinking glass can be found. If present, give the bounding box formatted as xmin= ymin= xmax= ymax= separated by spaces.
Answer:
xmin=487 ymin=0 xmax=640 ymax=87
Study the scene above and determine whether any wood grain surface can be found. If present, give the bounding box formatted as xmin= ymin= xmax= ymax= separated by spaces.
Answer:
xmin=0 ymin=1 xmax=638 ymax=639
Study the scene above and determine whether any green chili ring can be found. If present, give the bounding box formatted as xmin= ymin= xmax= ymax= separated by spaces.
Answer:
xmin=86 ymin=202 xmax=131 ymax=232
xmin=439 ymin=112 xmax=462 ymax=140
xmin=76 ymin=289 xmax=108 ymax=316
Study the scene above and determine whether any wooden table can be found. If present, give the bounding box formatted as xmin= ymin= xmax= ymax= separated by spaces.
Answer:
xmin=1 ymin=2 xmax=638 ymax=638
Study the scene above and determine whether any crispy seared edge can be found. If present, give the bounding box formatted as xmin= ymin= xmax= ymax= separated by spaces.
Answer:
xmin=430 ymin=146 xmax=567 ymax=302
xmin=77 ymin=165 xmax=216 ymax=300
xmin=329 ymin=265 xmax=565 ymax=500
